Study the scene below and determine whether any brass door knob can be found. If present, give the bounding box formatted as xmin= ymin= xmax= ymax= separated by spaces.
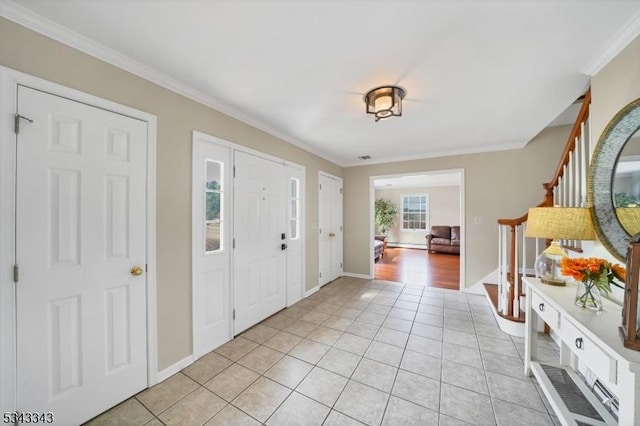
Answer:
xmin=130 ymin=266 xmax=144 ymax=276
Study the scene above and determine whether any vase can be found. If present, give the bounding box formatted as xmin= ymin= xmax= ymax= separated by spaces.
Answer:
xmin=574 ymin=279 xmax=603 ymax=311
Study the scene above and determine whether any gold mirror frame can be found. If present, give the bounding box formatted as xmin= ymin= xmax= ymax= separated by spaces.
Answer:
xmin=590 ymin=98 xmax=640 ymax=261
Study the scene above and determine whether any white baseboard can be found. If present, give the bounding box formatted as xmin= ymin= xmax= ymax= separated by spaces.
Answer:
xmin=387 ymin=243 xmax=426 ymax=250
xmin=156 ymin=355 xmax=194 ymax=383
xmin=466 ymin=268 xmax=499 ymax=294
xmin=304 ymin=285 xmax=319 ymax=298
xmin=342 ymin=272 xmax=372 ymax=280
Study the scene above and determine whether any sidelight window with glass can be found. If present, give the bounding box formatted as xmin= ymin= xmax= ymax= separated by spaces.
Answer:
xmin=290 ymin=178 xmax=300 ymax=240
xmin=205 ymin=160 xmax=223 ymax=253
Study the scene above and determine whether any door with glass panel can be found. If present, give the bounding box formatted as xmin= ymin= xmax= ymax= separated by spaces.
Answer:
xmin=192 ymin=135 xmax=232 ymax=358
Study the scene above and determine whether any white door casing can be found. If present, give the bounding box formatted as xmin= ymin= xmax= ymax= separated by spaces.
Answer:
xmin=14 ymin=85 xmax=149 ymax=425
xmin=192 ymin=136 xmax=232 ymax=359
xmin=233 ymin=151 xmax=287 ymax=334
xmin=286 ymin=165 xmax=305 ymax=306
xmin=331 ymin=178 xmax=343 ymax=282
xmin=318 ymin=172 xmax=343 ymax=286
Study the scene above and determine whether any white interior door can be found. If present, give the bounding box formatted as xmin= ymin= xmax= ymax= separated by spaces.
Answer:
xmin=192 ymin=136 xmax=232 ymax=358
xmin=286 ymin=165 xmax=304 ymax=305
xmin=15 ymin=86 xmax=148 ymax=425
xmin=233 ymin=152 xmax=287 ymax=333
xmin=319 ymin=174 xmax=332 ymax=286
xmin=318 ymin=173 xmax=343 ymax=286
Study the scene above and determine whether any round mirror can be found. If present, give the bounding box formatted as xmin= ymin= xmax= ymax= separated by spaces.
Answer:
xmin=590 ymin=98 xmax=640 ymax=260
xmin=613 ymin=131 xmax=640 ymax=236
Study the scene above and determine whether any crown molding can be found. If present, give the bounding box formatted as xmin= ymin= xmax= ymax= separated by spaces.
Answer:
xmin=0 ymin=0 xmax=345 ymax=167
xmin=342 ymin=140 xmax=526 ymax=168
xmin=582 ymin=9 xmax=640 ymax=76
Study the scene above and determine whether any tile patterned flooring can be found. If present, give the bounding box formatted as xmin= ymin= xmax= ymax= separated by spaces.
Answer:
xmin=86 ymin=277 xmax=562 ymax=426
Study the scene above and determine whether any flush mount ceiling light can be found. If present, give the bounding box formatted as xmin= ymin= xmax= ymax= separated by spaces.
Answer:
xmin=364 ymin=85 xmax=406 ymax=122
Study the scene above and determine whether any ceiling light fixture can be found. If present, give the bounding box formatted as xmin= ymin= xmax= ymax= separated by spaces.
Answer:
xmin=364 ymin=85 xmax=406 ymax=122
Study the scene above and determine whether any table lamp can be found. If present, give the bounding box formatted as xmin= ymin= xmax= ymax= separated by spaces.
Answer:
xmin=525 ymin=207 xmax=596 ymax=286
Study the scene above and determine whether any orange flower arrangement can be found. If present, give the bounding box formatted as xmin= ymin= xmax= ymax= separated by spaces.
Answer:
xmin=560 ymin=257 xmax=626 ymax=295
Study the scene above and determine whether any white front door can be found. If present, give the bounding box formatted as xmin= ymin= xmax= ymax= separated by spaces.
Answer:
xmin=15 ymin=86 xmax=148 ymax=425
xmin=192 ymin=136 xmax=232 ymax=358
xmin=318 ymin=173 xmax=343 ymax=286
xmin=233 ymin=151 xmax=287 ymax=333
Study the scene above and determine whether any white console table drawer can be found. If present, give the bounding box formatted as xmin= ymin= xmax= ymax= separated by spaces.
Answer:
xmin=531 ymin=292 xmax=559 ymax=328
xmin=561 ymin=317 xmax=617 ymax=385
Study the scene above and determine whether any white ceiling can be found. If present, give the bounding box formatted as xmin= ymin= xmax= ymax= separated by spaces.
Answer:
xmin=4 ymin=0 xmax=640 ymax=166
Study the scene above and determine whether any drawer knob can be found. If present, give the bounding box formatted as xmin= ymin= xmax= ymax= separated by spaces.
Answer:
xmin=575 ymin=337 xmax=584 ymax=349
xmin=538 ymin=303 xmax=545 ymax=311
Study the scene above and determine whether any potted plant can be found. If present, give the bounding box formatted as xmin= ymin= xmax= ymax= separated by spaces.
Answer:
xmin=374 ymin=198 xmax=398 ymax=247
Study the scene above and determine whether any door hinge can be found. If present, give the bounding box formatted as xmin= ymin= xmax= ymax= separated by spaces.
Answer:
xmin=145 ymin=264 xmax=148 ymax=272
xmin=14 ymin=114 xmax=33 ymax=134
xmin=319 ymin=184 xmax=322 ymax=190
xmin=340 ymin=263 xmax=343 ymax=268
xmin=340 ymin=226 xmax=343 ymax=231
xmin=340 ymin=188 xmax=343 ymax=194
xmin=233 ymin=309 xmax=236 ymax=320
xmin=13 ymin=264 xmax=18 ymax=283
xmin=319 ymin=272 xmax=322 ymax=278
xmin=319 ymin=228 xmax=322 ymax=234
xmin=233 ymin=165 xmax=236 ymax=178
xmin=233 ymin=238 xmax=236 ymax=249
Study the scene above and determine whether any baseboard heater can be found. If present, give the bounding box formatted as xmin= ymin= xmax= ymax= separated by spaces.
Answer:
xmin=531 ymin=362 xmax=617 ymax=425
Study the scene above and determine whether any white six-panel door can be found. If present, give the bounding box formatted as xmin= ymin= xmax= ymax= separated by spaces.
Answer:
xmin=192 ymin=136 xmax=232 ymax=358
xmin=15 ymin=86 xmax=148 ymax=425
xmin=233 ymin=151 xmax=287 ymax=333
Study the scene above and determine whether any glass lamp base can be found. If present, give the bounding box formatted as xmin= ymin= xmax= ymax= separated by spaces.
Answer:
xmin=534 ymin=243 xmax=568 ymax=286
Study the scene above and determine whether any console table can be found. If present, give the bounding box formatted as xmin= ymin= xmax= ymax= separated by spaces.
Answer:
xmin=524 ymin=277 xmax=640 ymax=425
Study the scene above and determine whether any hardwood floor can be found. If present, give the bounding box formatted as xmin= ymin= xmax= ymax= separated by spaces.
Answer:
xmin=374 ymin=247 xmax=460 ymax=290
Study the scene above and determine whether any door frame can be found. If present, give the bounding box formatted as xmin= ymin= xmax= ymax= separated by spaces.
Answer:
xmin=368 ymin=169 xmax=466 ymax=290
xmin=191 ymin=131 xmax=305 ymax=355
xmin=0 ymin=66 xmax=158 ymax=413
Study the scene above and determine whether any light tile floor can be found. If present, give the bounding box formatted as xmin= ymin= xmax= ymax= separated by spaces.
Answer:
xmin=86 ymin=277 xmax=562 ymax=426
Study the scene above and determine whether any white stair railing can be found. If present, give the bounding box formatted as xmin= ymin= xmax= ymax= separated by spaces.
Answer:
xmin=496 ymin=90 xmax=591 ymax=318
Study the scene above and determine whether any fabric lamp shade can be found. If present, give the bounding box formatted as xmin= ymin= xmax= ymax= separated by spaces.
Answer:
xmin=525 ymin=207 xmax=596 ymax=240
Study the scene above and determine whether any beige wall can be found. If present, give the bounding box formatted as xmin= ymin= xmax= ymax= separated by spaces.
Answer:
xmin=375 ymin=186 xmax=460 ymax=245
xmin=344 ymin=125 xmax=570 ymax=288
xmin=591 ymin=35 xmax=640 ymax=148
xmin=0 ymin=17 xmax=342 ymax=370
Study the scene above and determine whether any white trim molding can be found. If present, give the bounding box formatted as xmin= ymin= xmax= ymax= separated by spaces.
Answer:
xmin=342 ymin=272 xmax=372 ymax=280
xmin=304 ymin=285 xmax=319 ymax=298
xmin=156 ymin=355 xmax=195 ymax=383
xmin=582 ymin=9 xmax=640 ymax=76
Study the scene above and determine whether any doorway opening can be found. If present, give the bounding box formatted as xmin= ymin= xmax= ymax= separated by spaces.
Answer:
xmin=370 ymin=170 xmax=464 ymax=290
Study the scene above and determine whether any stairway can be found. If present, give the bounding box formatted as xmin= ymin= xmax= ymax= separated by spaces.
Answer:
xmin=485 ymin=89 xmax=592 ymax=336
